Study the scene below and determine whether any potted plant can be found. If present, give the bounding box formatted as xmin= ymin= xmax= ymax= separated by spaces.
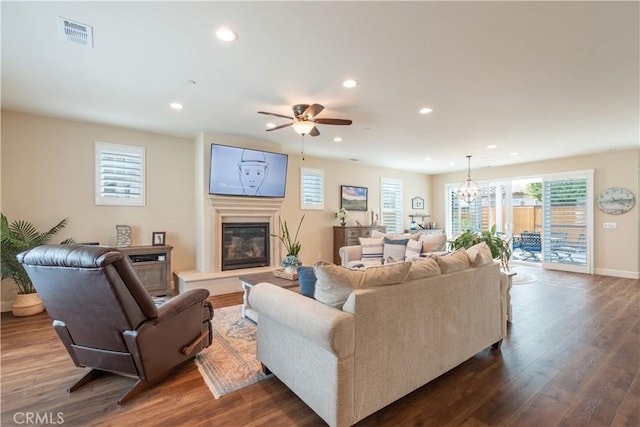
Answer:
xmin=449 ymin=224 xmax=512 ymax=271
xmin=1 ymin=214 xmax=74 ymax=316
xmin=335 ymin=208 xmax=349 ymax=226
xmin=272 ymin=215 xmax=304 ymax=273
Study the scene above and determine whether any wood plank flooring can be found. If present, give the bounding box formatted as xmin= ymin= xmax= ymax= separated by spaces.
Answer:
xmin=1 ymin=266 xmax=638 ymax=426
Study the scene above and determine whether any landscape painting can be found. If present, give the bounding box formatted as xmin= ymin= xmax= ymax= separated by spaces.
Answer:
xmin=341 ymin=185 xmax=368 ymax=211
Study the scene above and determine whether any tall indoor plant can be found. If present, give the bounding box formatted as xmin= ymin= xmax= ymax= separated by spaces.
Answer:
xmin=1 ymin=214 xmax=74 ymax=316
xmin=272 ymin=215 xmax=305 ymax=272
xmin=449 ymin=224 xmax=512 ymax=271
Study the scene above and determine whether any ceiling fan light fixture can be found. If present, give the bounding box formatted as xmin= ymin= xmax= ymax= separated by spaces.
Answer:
xmin=457 ymin=155 xmax=481 ymax=203
xmin=292 ymin=121 xmax=315 ymax=135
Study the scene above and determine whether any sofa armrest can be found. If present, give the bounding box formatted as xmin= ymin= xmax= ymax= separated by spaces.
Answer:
xmin=249 ymin=283 xmax=355 ymax=357
xmin=339 ymin=245 xmax=363 ymax=266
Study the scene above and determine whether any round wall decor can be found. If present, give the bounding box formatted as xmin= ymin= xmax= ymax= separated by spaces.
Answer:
xmin=596 ymin=187 xmax=635 ymax=215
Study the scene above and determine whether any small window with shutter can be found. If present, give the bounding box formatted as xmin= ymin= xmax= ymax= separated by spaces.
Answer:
xmin=300 ymin=167 xmax=324 ymax=210
xmin=95 ymin=142 xmax=145 ymax=206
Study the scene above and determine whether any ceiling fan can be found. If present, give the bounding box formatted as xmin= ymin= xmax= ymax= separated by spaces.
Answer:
xmin=258 ymin=103 xmax=352 ymax=137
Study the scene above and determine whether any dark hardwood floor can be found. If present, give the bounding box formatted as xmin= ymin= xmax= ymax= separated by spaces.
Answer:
xmin=1 ymin=266 xmax=638 ymax=426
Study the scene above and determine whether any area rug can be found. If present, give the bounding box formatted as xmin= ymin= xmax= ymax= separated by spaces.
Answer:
xmin=195 ymin=304 xmax=270 ymax=398
xmin=510 ymin=268 xmax=537 ymax=285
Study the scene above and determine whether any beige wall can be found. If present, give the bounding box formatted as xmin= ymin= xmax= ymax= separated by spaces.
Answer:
xmin=431 ymin=149 xmax=640 ymax=277
xmin=1 ymin=110 xmax=196 ymax=309
xmin=197 ymin=133 xmax=432 ymax=267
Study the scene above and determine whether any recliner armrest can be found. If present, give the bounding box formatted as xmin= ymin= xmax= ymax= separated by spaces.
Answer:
xmin=156 ymin=289 xmax=211 ymax=322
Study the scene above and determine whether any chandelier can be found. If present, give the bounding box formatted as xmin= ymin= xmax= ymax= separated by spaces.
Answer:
xmin=457 ymin=155 xmax=480 ymax=203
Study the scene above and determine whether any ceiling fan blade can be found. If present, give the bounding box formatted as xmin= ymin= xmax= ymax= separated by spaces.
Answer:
xmin=303 ymin=104 xmax=324 ymax=119
xmin=313 ymin=118 xmax=353 ymax=126
xmin=266 ymin=122 xmax=294 ymax=131
xmin=258 ymin=111 xmax=294 ymax=120
xmin=309 ymin=126 xmax=320 ymax=137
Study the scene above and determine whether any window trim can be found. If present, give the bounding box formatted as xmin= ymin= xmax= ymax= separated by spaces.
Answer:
xmin=300 ymin=167 xmax=324 ymax=210
xmin=95 ymin=142 xmax=146 ymax=206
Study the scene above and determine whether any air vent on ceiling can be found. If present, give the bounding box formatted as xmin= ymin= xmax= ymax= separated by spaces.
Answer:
xmin=57 ymin=17 xmax=93 ymax=47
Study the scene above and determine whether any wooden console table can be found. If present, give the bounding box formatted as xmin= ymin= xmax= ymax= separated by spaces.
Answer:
xmin=119 ymin=245 xmax=173 ymax=296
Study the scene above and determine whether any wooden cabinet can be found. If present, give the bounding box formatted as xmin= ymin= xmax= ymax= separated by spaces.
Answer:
xmin=119 ymin=245 xmax=173 ymax=296
xmin=333 ymin=226 xmax=386 ymax=264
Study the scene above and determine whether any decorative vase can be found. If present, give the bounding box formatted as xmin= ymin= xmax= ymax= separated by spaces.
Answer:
xmin=284 ymin=265 xmax=296 ymax=274
xmin=340 ymin=218 xmax=346 ymax=226
xmin=12 ymin=293 xmax=45 ymax=317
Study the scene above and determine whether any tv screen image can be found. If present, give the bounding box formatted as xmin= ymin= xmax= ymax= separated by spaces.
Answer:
xmin=209 ymin=144 xmax=288 ymax=197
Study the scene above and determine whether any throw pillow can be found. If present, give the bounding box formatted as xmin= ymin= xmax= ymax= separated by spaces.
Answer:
xmin=296 ymin=265 xmax=317 ymax=298
xmin=407 ymin=256 xmax=441 ymax=280
xmin=466 ymin=242 xmax=495 ymax=267
xmin=405 ymin=239 xmax=423 ymax=260
xmin=419 ymin=233 xmax=447 ymax=253
xmin=313 ymin=261 xmax=363 ymax=308
xmin=383 ymin=237 xmax=409 ymax=260
xmin=359 ymin=237 xmax=384 ymax=259
xmin=372 ymin=230 xmax=421 ymax=241
xmin=313 ymin=261 xmax=412 ymax=309
xmin=434 ymin=248 xmax=470 ymax=273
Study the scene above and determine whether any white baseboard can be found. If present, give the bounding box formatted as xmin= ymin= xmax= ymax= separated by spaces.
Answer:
xmin=594 ymin=268 xmax=640 ymax=279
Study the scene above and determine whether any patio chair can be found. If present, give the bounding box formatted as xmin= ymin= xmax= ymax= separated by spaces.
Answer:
xmin=17 ymin=244 xmax=213 ymax=404
xmin=556 ymin=233 xmax=586 ymax=263
xmin=519 ymin=232 xmax=542 ymax=261
xmin=550 ymin=231 xmax=568 ymax=261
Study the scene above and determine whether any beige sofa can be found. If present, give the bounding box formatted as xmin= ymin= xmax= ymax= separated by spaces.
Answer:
xmin=338 ymin=231 xmax=448 ymax=267
xmin=249 ymin=247 xmax=509 ymax=427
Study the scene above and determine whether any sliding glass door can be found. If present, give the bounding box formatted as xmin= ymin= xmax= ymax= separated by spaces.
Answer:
xmin=541 ymin=171 xmax=593 ymax=274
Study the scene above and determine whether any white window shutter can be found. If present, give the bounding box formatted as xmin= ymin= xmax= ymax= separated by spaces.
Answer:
xmin=95 ymin=142 xmax=145 ymax=206
xmin=300 ymin=167 xmax=324 ymax=210
xmin=381 ymin=177 xmax=403 ymax=233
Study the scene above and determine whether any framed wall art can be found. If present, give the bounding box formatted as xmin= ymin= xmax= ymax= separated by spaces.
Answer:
xmin=152 ymin=231 xmax=166 ymax=246
xmin=412 ymin=196 xmax=425 ymax=210
xmin=341 ymin=185 xmax=368 ymax=211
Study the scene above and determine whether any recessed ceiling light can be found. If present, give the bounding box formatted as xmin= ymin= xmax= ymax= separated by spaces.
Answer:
xmin=419 ymin=107 xmax=433 ymax=114
xmin=449 ymin=161 xmax=455 ymax=166
xmin=215 ymin=27 xmax=237 ymax=42
xmin=333 ymin=137 xmax=343 ymax=142
xmin=509 ymin=152 xmax=518 ymax=156
xmin=342 ymin=79 xmax=358 ymax=88
xmin=170 ymin=102 xmax=184 ymax=110
xmin=487 ymin=144 xmax=497 ymax=149
xmin=425 ymin=157 xmax=432 ymax=161
xmin=266 ymin=123 xmax=276 ymax=129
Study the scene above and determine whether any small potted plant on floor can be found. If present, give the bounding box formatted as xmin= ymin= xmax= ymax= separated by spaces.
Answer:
xmin=272 ymin=215 xmax=304 ymax=274
xmin=1 ymin=214 xmax=74 ymax=316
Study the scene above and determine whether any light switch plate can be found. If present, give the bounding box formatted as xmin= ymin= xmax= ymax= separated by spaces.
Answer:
xmin=603 ymin=222 xmax=617 ymax=229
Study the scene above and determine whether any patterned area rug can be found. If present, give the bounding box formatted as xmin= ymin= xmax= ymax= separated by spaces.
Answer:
xmin=511 ymin=267 xmax=538 ymax=285
xmin=195 ymin=304 xmax=270 ymax=398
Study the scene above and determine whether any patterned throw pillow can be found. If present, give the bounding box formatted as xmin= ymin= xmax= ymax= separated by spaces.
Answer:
xmin=405 ymin=239 xmax=423 ymax=260
xmin=383 ymin=237 xmax=409 ymax=260
xmin=359 ymin=237 xmax=384 ymax=259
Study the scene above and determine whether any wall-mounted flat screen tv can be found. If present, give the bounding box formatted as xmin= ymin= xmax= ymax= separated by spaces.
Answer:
xmin=209 ymin=144 xmax=288 ymax=197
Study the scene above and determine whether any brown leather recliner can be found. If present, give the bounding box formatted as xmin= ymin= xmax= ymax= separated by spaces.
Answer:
xmin=17 ymin=245 xmax=213 ymax=404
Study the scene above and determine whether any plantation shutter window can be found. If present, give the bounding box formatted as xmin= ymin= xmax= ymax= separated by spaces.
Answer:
xmin=95 ymin=142 xmax=146 ymax=206
xmin=300 ymin=167 xmax=324 ymax=210
xmin=381 ymin=177 xmax=403 ymax=233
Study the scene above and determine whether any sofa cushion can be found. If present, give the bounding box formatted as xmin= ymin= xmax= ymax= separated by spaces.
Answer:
xmin=297 ymin=265 xmax=317 ymax=298
xmin=383 ymin=237 xmax=409 ymax=260
xmin=359 ymin=237 xmax=384 ymax=260
xmin=466 ymin=242 xmax=495 ymax=267
xmin=405 ymin=239 xmax=423 ymax=260
xmin=419 ymin=233 xmax=447 ymax=253
xmin=313 ymin=261 xmax=412 ymax=309
xmin=407 ymin=256 xmax=441 ymax=280
xmin=434 ymin=248 xmax=470 ymax=273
